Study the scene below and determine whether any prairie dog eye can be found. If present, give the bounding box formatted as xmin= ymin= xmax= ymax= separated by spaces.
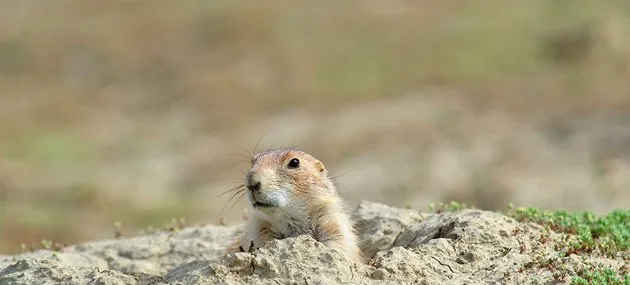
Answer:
xmin=287 ymin=158 xmax=300 ymax=169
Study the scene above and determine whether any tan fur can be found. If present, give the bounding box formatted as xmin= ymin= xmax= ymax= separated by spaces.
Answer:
xmin=225 ymin=148 xmax=362 ymax=263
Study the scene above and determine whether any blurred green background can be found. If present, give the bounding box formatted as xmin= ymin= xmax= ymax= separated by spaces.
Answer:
xmin=1 ymin=0 xmax=630 ymax=253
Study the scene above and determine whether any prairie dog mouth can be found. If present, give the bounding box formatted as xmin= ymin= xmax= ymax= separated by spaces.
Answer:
xmin=249 ymin=188 xmax=289 ymax=209
xmin=253 ymin=201 xmax=274 ymax=208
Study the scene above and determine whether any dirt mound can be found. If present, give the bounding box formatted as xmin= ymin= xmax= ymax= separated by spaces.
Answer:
xmin=0 ymin=201 xmax=625 ymax=284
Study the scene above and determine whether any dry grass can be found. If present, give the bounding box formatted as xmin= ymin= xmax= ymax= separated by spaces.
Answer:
xmin=1 ymin=0 xmax=630 ymax=253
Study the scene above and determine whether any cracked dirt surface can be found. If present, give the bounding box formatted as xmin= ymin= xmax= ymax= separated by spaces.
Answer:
xmin=0 ymin=201 xmax=626 ymax=284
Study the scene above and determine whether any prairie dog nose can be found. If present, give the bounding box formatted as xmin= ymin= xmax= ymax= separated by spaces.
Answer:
xmin=246 ymin=171 xmax=261 ymax=192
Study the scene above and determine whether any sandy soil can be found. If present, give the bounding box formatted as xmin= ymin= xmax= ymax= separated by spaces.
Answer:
xmin=0 ymin=201 xmax=626 ymax=285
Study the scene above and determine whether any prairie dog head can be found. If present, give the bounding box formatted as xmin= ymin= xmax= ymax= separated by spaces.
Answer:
xmin=245 ymin=149 xmax=333 ymax=221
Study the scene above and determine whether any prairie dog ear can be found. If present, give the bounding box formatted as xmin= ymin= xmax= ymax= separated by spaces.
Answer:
xmin=314 ymin=160 xmax=326 ymax=174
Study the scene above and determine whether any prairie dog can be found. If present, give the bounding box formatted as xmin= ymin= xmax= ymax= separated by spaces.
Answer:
xmin=226 ymin=148 xmax=361 ymax=262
